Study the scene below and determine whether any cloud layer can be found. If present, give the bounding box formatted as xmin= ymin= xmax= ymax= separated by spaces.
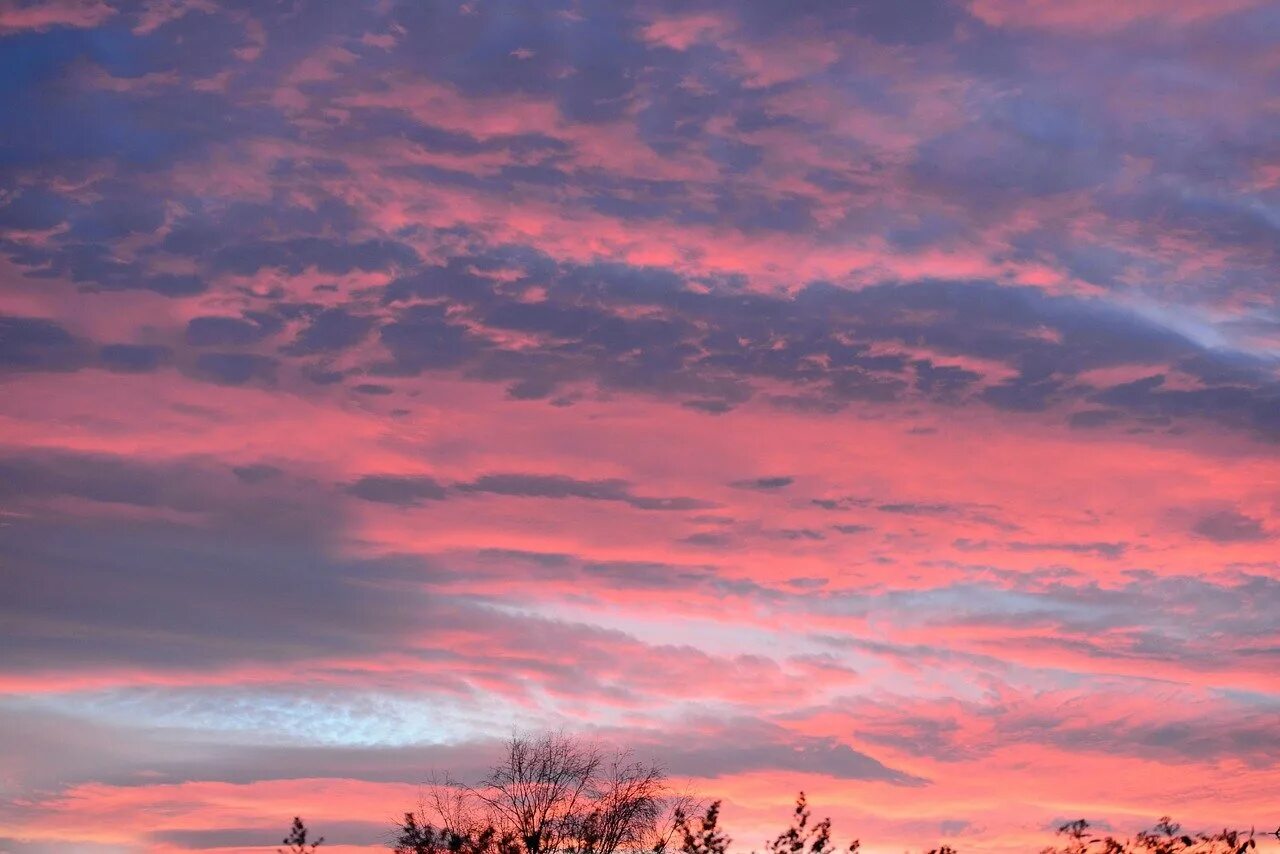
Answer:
xmin=2 ymin=0 xmax=1278 ymax=852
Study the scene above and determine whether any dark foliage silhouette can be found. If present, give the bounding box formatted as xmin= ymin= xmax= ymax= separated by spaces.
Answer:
xmin=1041 ymin=817 xmax=1257 ymax=854
xmin=673 ymin=800 xmax=730 ymax=854
xmin=393 ymin=733 xmax=682 ymax=854
xmin=280 ymin=816 xmax=323 ymax=853
xmin=283 ymin=735 xmax=1271 ymax=854
xmin=759 ymin=792 xmax=858 ymax=854
xmin=394 ymin=812 xmax=518 ymax=854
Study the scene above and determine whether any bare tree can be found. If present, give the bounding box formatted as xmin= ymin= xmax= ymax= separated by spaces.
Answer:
xmin=564 ymin=752 xmax=669 ymax=854
xmin=399 ymin=733 xmax=676 ymax=854
xmin=479 ymin=732 xmax=603 ymax=854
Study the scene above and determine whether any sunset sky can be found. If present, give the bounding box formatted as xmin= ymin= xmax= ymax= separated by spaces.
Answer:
xmin=2 ymin=0 xmax=1279 ymax=852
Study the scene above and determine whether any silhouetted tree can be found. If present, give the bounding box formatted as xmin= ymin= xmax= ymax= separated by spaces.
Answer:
xmin=280 ymin=817 xmax=323 ymax=853
xmin=397 ymin=733 xmax=678 ymax=854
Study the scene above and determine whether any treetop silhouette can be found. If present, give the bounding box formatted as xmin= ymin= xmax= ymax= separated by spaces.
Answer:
xmin=280 ymin=733 xmax=1270 ymax=854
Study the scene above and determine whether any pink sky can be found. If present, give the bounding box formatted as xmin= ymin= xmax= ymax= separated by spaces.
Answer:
xmin=1 ymin=1 xmax=1278 ymax=852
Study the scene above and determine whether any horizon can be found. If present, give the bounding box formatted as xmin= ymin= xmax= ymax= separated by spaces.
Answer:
xmin=1 ymin=0 xmax=1279 ymax=852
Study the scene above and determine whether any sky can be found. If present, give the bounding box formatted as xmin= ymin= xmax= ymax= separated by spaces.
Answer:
xmin=1 ymin=0 xmax=1279 ymax=852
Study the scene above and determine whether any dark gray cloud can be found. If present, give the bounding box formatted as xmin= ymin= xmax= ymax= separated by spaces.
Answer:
xmin=193 ymin=352 xmax=277 ymax=385
xmin=345 ymin=474 xmax=449 ymax=506
xmin=377 ymin=304 xmax=484 ymax=373
xmin=952 ymin=538 xmax=1128 ymax=559
xmin=211 ymin=238 xmax=419 ymax=276
xmin=342 ymin=472 xmax=710 ymax=511
xmin=186 ymin=315 xmax=277 ymax=348
xmin=0 ymin=314 xmax=87 ymax=372
xmin=460 ymin=473 xmax=713 ymax=511
xmin=98 ymin=343 xmax=171 ymax=373
xmin=151 ymin=823 xmax=389 ymax=849
xmin=0 ymin=449 xmax=334 ymax=542
xmin=0 ymin=188 xmax=69 ymax=230
xmin=285 ymin=308 xmax=375 ymax=354
xmin=353 ymin=382 xmax=394 ymax=395
xmin=232 ymin=463 xmax=284 ymax=484
xmin=731 ymin=476 xmax=795 ymax=491
xmin=1068 ymin=408 xmax=1124 ymax=430
xmin=1191 ymin=509 xmax=1269 ymax=543
xmin=0 ymin=516 xmax=435 ymax=671
xmin=877 ymin=502 xmax=955 ymax=516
